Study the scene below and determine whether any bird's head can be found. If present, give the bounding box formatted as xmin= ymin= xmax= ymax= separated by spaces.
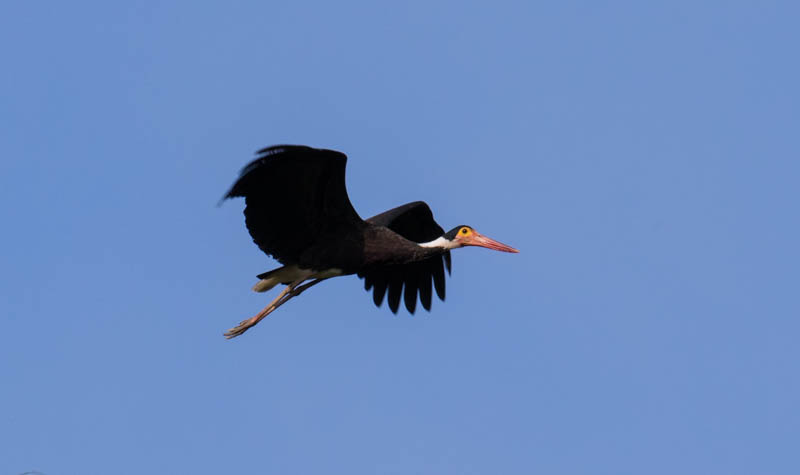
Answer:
xmin=441 ymin=225 xmax=519 ymax=253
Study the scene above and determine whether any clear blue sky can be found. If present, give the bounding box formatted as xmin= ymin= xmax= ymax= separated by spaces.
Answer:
xmin=2 ymin=1 xmax=798 ymax=474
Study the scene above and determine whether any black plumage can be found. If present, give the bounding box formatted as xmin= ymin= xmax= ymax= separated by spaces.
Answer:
xmin=358 ymin=201 xmax=452 ymax=314
xmin=225 ymin=145 xmax=367 ymax=272
xmin=222 ymin=145 xmax=518 ymax=338
xmin=225 ymin=146 xmax=451 ymax=312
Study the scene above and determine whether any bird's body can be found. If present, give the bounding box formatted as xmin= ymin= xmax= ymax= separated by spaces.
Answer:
xmin=223 ymin=145 xmax=517 ymax=338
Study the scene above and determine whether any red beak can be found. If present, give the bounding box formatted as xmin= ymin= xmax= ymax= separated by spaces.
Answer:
xmin=464 ymin=231 xmax=519 ymax=253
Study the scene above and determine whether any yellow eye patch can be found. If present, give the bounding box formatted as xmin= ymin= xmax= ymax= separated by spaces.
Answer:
xmin=460 ymin=227 xmax=472 ymax=236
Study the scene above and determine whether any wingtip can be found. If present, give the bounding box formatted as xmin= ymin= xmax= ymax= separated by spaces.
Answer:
xmin=216 ymin=188 xmax=237 ymax=207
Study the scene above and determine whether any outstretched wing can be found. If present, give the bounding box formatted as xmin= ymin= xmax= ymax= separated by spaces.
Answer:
xmin=358 ymin=201 xmax=451 ymax=314
xmin=224 ymin=145 xmax=364 ymax=265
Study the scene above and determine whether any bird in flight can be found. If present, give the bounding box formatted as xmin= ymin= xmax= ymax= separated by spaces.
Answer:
xmin=222 ymin=145 xmax=518 ymax=338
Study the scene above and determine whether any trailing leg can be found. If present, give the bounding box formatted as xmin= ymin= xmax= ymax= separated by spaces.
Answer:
xmin=224 ymin=278 xmax=325 ymax=339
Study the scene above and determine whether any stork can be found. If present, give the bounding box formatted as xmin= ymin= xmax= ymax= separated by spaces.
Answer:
xmin=222 ymin=145 xmax=518 ymax=338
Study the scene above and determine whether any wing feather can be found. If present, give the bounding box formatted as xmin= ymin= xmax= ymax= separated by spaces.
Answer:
xmin=387 ymin=276 xmax=403 ymax=314
xmin=224 ymin=145 xmax=363 ymax=266
xmin=403 ymin=267 xmax=418 ymax=315
xmin=418 ymin=269 xmax=433 ymax=311
xmin=358 ymin=201 xmax=451 ymax=314
xmin=372 ymin=276 xmax=388 ymax=307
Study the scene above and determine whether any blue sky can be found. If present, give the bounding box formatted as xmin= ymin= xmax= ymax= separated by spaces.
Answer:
xmin=2 ymin=1 xmax=799 ymax=474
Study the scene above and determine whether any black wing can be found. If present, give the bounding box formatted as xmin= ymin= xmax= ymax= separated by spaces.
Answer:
xmin=358 ymin=201 xmax=451 ymax=314
xmin=224 ymin=145 xmax=364 ymax=265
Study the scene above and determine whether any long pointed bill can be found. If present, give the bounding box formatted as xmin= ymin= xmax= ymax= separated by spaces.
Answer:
xmin=465 ymin=231 xmax=519 ymax=253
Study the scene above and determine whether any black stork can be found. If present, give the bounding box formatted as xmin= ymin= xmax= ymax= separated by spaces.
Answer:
xmin=222 ymin=145 xmax=518 ymax=338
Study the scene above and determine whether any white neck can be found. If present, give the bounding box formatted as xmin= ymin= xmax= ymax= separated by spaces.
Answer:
xmin=419 ymin=236 xmax=458 ymax=249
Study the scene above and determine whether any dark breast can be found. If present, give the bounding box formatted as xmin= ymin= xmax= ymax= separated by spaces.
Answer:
xmin=296 ymin=224 xmax=441 ymax=274
xmin=360 ymin=225 xmax=440 ymax=268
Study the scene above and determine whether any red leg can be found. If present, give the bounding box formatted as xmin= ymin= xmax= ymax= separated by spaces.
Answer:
xmin=224 ymin=278 xmax=324 ymax=339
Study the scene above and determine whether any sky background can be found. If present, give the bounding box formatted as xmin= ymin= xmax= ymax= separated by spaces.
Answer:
xmin=2 ymin=1 xmax=799 ymax=474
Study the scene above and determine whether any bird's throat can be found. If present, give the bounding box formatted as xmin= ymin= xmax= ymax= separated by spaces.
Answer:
xmin=419 ymin=236 xmax=457 ymax=250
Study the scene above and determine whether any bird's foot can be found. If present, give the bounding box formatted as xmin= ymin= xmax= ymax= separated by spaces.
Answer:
xmin=223 ymin=278 xmax=325 ymax=339
xmin=224 ymin=297 xmax=283 ymax=339
xmin=224 ymin=316 xmax=260 ymax=339
xmin=223 ymin=278 xmax=308 ymax=339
